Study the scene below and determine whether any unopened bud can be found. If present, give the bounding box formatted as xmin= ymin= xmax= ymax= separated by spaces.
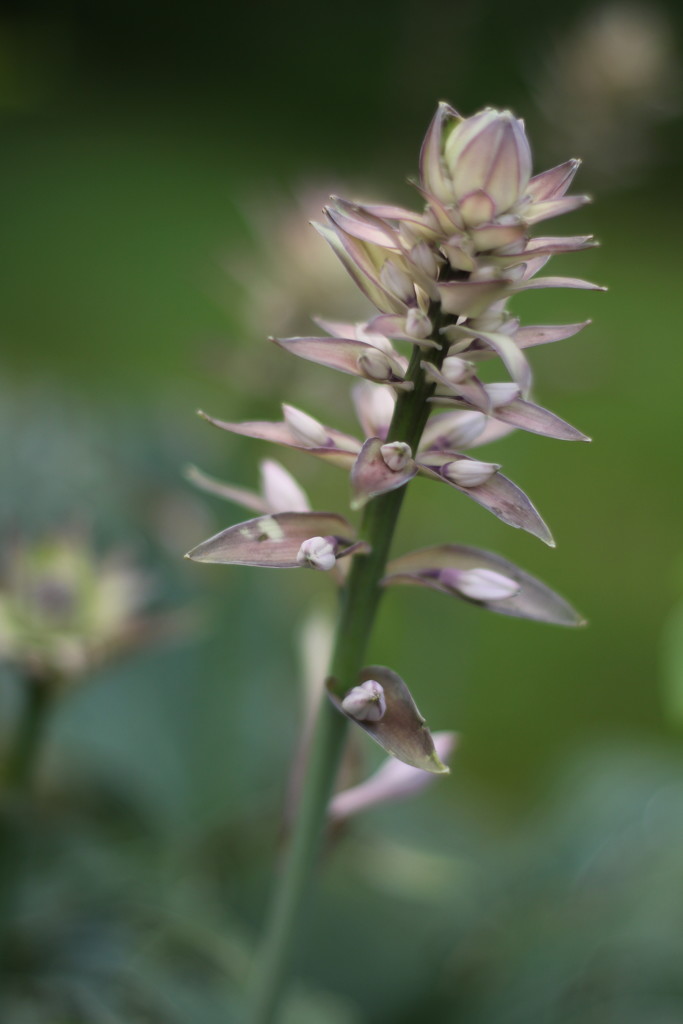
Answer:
xmin=441 ymin=355 xmax=474 ymax=384
xmin=436 ymin=410 xmax=487 ymax=449
xmin=442 ymin=567 xmax=520 ymax=601
xmin=444 ymin=108 xmax=532 ymax=217
xmin=357 ymin=348 xmax=393 ymax=382
xmin=380 ymin=441 xmax=412 ymax=472
xmin=379 ymin=260 xmax=415 ymax=304
xmin=296 ymin=536 xmax=337 ymax=571
xmin=405 ymin=308 xmax=432 ymax=339
xmin=485 ymin=382 xmax=520 ymax=408
xmin=341 ymin=679 xmax=386 ymax=722
xmin=444 ymin=459 xmax=500 ymax=488
xmin=283 ymin=404 xmax=329 ymax=447
xmin=409 ymin=242 xmax=439 ymax=279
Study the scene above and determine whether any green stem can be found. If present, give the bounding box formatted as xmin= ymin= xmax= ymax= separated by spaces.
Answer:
xmin=3 ymin=676 xmax=53 ymax=795
xmin=247 ymin=312 xmax=448 ymax=1024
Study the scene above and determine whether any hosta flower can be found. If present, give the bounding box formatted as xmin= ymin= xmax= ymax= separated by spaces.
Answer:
xmin=188 ymin=102 xmax=600 ymax=770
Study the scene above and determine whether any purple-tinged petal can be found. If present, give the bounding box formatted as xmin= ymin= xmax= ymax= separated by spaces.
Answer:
xmin=418 ymin=451 xmax=554 ymax=545
xmin=437 ymin=279 xmax=510 ymax=317
xmin=382 ymin=545 xmax=585 ymax=626
xmin=514 ymin=321 xmax=591 ymax=350
xmin=458 ymin=189 xmax=496 ymax=227
xmin=523 ymin=235 xmax=597 ymax=255
xmin=271 ymin=336 xmax=407 ymax=386
xmin=327 ymin=199 xmax=401 ymax=249
xmin=313 ymin=219 xmax=401 ymax=314
xmin=328 ymin=666 xmax=450 ymax=774
xmin=329 ymin=731 xmax=458 ymax=820
xmin=526 ymin=159 xmax=581 ymax=202
xmin=185 ymin=512 xmax=359 ymax=568
xmin=420 ymin=409 xmax=488 ymax=451
xmin=513 ymin=275 xmax=606 ymax=293
xmin=184 ymin=464 xmax=268 ymax=513
xmin=468 ymin=220 xmax=527 ymax=252
xmin=523 ymin=195 xmax=591 ymax=224
xmin=198 ymin=409 xmax=361 ymax=468
xmin=419 ymin=101 xmax=460 ymax=203
xmin=368 ymin=313 xmax=439 ymax=349
xmin=421 ymin=361 xmax=491 ymax=412
xmin=491 ymin=398 xmax=591 ymax=442
xmin=352 ymin=381 xmax=396 ymax=440
xmin=351 ymin=437 xmax=418 ymax=510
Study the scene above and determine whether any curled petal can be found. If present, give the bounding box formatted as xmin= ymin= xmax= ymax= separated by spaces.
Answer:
xmin=271 ymin=336 xmax=407 ymax=386
xmin=328 ymin=666 xmax=450 ymax=773
xmin=418 ymin=451 xmax=554 ymax=546
xmin=526 ymin=159 xmax=581 ymax=202
xmin=198 ymin=409 xmax=361 ymax=469
xmin=329 ymin=732 xmax=458 ymax=820
xmin=382 ymin=545 xmax=585 ymax=626
xmin=522 ymin=195 xmax=591 ymax=224
xmin=185 ymin=512 xmax=363 ymax=568
xmin=351 ymin=437 xmax=418 ymax=510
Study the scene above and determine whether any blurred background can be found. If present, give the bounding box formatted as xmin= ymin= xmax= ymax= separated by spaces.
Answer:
xmin=1 ymin=0 xmax=683 ymax=1020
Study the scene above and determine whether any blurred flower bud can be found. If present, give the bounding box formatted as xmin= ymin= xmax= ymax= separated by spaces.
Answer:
xmin=356 ymin=348 xmax=394 ymax=382
xmin=444 ymin=459 xmax=500 ymax=488
xmin=283 ymin=404 xmax=329 ymax=447
xmin=380 ymin=442 xmax=413 ymax=472
xmin=405 ymin=308 xmax=432 ymax=339
xmin=379 ymin=261 xmax=415 ymax=304
xmin=341 ymin=679 xmax=387 ymax=722
xmin=445 ymin=109 xmax=532 ymax=219
xmin=296 ymin=536 xmax=337 ymax=571
xmin=441 ymin=355 xmax=474 ymax=384
xmin=0 ymin=535 xmax=153 ymax=684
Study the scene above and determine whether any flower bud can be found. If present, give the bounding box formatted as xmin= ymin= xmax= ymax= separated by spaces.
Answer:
xmin=356 ymin=348 xmax=394 ymax=382
xmin=405 ymin=308 xmax=432 ymax=339
xmin=444 ymin=109 xmax=532 ymax=217
xmin=296 ymin=536 xmax=337 ymax=571
xmin=341 ymin=679 xmax=386 ymax=722
xmin=380 ymin=441 xmax=412 ymax=472
xmin=409 ymin=241 xmax=439 ymax=279
xmin=379 ymin=260 xmax=415 ymax=304
xmin=441 ymin=355 xmax=474 ymax=384
xmin=443 ymin=459 xmax=500 ymax=488
xmin=441 ymin=567 xmax=520 ymax=601
xmin=485 ymin=382 xmax=521 ymax=408
xmin=283 ymin=404 xmax=329 ymax=447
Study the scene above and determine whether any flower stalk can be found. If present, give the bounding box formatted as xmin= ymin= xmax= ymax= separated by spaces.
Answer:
xmin=246 ymin=315 xmax=450 ymax=1024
